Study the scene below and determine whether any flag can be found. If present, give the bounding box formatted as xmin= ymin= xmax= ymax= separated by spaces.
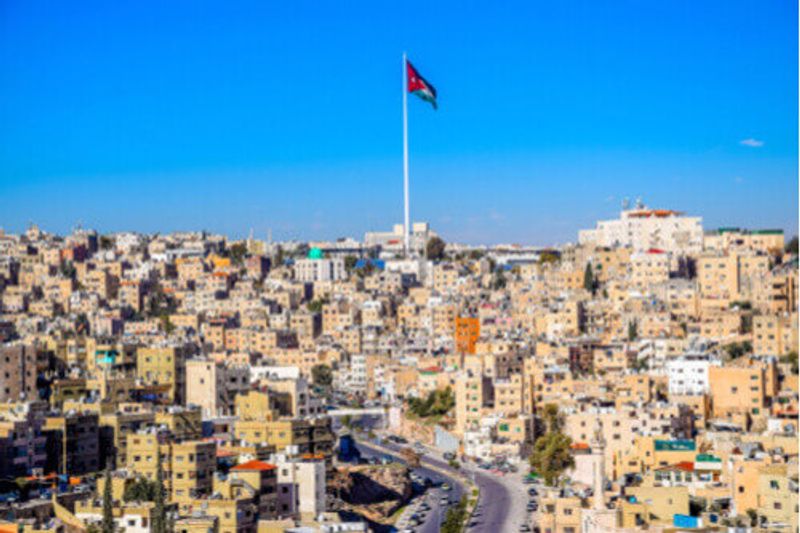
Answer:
xmin=407 ymin=60 xmax=437 ymax=110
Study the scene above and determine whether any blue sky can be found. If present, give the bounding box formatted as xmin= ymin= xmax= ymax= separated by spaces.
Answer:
xmin=0 ymin=0 xmax=796 ymax=245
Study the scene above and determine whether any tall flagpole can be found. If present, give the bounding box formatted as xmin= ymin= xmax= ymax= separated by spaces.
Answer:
xmin=402 ymin=52 xmax=410 ymax=257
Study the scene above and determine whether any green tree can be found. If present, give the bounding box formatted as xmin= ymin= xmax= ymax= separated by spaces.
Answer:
xmin=541 ymin=403 xmax=563 ymax=433
xmin=123 ymin=478 xmax=158 ymax=502
xmin=538 ymin=251 xmax=560 ymax=265
xmin=407 ymin=388 xmax=455 ymax=418
xmin=102 ymin=465 xmax=115 ymax=533
xmin=529 ymin=432 xmax=574 ymax=486
xmin=627 ymin=320 xmax=638 ymax=341
xmin=152 ymin=451 xmax=166 ymax=533
xmin=229 ymin=243 xmax=247 ymax=266
xmin=306 ymin=299 xmax=327 ymax=313
xmin=583 ymin=262 xmax=595 ymax=293
xmin=159 ymin=314 xmax=175 ymax=335
xmin=782 ymin=351 xmax=798 ymax=374
xmin=344 ymin=255 xmax=358 ymax=272
xmin=274 ymin=246 xmax=285 ymax=266
xmin=311 ymin=364 xmax=333 ymax=387
xmin=354 ymin=261 xmax=375 ymax=278
xmin=786 ymin=236 xmax=798 ymax=255
xmin=440 ymin=496 xmax=468 ymax=533
xmin=492 ymin=271 xmax=507 ymax=290
xmin=425 ymin=236 xmax=447 ymax=260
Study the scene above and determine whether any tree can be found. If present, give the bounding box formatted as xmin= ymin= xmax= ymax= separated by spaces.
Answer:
xmin=627 ymin=320 xmax=638 ymax=342
xmin=786 ymin=236 xmax=798 ymax=255
xmin=99 ymin=235 xmax=114 ymax=250
xmin=159 ymin=314 xmax=175 ymax=335
xmin=425 ymin=236 xmax=447 ymax=261
xmin=538 ymin=251 xmax=559 ymax=265
xmin=407 ymin=387 xmax=455 ymax=418
xmin=229 ymin=243 xmax=247 ymax=266
xmin=440 ymin=496 xmax=468 ymax=533
xmin=344 ymin=255 xmax=358 ymax=272
xmin=152 ymin=451 xmax=167 ymax=533
xmin=311 ymin=364 xmax=333 ymax=387
xmin=541 ymin=403 xmax=563 ymax=433
xmin=583 ymin=262 xmax=595 ymax=293
xmin=274 ymin=245 xmax=285 ymax=266
xmin=123 ymin=478 xmax=158 ymax=502
xmin=782 ymin=351 xmax=798 ymax=375
xmin=306 ymin=299 xmax=326 ymax=313
xmin=101 ymin=465 xmax=114 ymax=533
xmin=492 ymin=271 xmax=507 ymax=290
xmin=529 ymin=432 xmax=574 ymax=486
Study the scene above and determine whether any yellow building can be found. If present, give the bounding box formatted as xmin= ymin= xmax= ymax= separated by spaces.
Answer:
xmin=136 ymin=345 xmax=189 ymax=404
xmin=753 ymin=312 xmax=798 ymax=356
xmin=125 ymin=433 xmax=216 ymax=501
xmin=757 ymin=464 xmax=799 ymax=531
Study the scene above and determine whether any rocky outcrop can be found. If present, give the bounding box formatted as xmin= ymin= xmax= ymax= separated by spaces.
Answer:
xmin=329 ymin=464 xmax=412 ymax=522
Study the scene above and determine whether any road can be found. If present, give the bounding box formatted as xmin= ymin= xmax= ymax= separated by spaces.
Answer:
xmin=356 ymin=437 xmax=525 ymax=533
xmin=355 ymin=439 xmax=463 ymax=533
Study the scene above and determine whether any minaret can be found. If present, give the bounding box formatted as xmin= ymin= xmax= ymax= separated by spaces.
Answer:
xmin=590 ymin=418 xmax=606 ymax=511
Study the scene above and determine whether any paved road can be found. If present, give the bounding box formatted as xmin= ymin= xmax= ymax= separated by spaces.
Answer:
xmin=464 ymin=467 xmax=513 ymax=533
xmin=358 ymin=437 xmax=521 ymax=533
xmin=355 ymin=439 xmax=463 ymax=533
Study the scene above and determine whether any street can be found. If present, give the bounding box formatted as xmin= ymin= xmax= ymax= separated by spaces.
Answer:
xmin=355 ymin=439 xmax=464 ymax=533
xmin=356 ymin=437 xmax=531 ymax=533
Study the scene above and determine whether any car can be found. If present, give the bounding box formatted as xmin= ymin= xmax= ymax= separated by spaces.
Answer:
xmin=441 ymin=483 xmax=451 ymax=491
xmin=527 ymin=503 xmax=537 ymax=511
xmin=440 ymin=497 xmax=450 ymax=505
xmin=443 ymin=451 xmax=456 ymax=461
xmin=528 ymin=488 xmax=538 ymax=496
xmin=519 ymin=525 xmax=531 ymax=532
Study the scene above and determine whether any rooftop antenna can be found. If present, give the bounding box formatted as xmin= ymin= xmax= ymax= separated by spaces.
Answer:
xmin=622 ymin=197 xmax=630 ymax=210
xmin=635 ymin=197 xmax=644 ymax=209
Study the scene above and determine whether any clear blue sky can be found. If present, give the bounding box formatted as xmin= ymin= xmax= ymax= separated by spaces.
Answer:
xmin=1 ymin=1 xmax=796 ymax=245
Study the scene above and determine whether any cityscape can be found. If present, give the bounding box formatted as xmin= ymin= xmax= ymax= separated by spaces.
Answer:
xmin=0 ymin=204 xmax=796 ymax=532
xmin=1 ymin=1 xmax=798 ymax=533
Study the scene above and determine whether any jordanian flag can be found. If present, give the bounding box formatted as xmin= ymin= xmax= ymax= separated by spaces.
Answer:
xmin=407 ymin=60 xmax=437 ymax=110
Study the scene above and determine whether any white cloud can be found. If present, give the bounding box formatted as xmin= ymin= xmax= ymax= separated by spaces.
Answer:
xmin=739 ymin=138 xmax=764 ymax=148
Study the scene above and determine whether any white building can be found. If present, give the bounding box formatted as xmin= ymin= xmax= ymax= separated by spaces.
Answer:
xmin=272 ymin=454 xmax=327 ymax=519
xmin=365 ymin=222 xmax=436 ymax=256
xmin=579 ymin=203 xmax=703 ymax=253
xmin=294 ymin=257 xmax=346 ymax=282
xmin=666 ymin=354 xmax=720 ymax=396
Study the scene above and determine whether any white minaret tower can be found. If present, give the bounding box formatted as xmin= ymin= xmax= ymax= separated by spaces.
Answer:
xmin=590 ymin=418 xmax=606 ymax=511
